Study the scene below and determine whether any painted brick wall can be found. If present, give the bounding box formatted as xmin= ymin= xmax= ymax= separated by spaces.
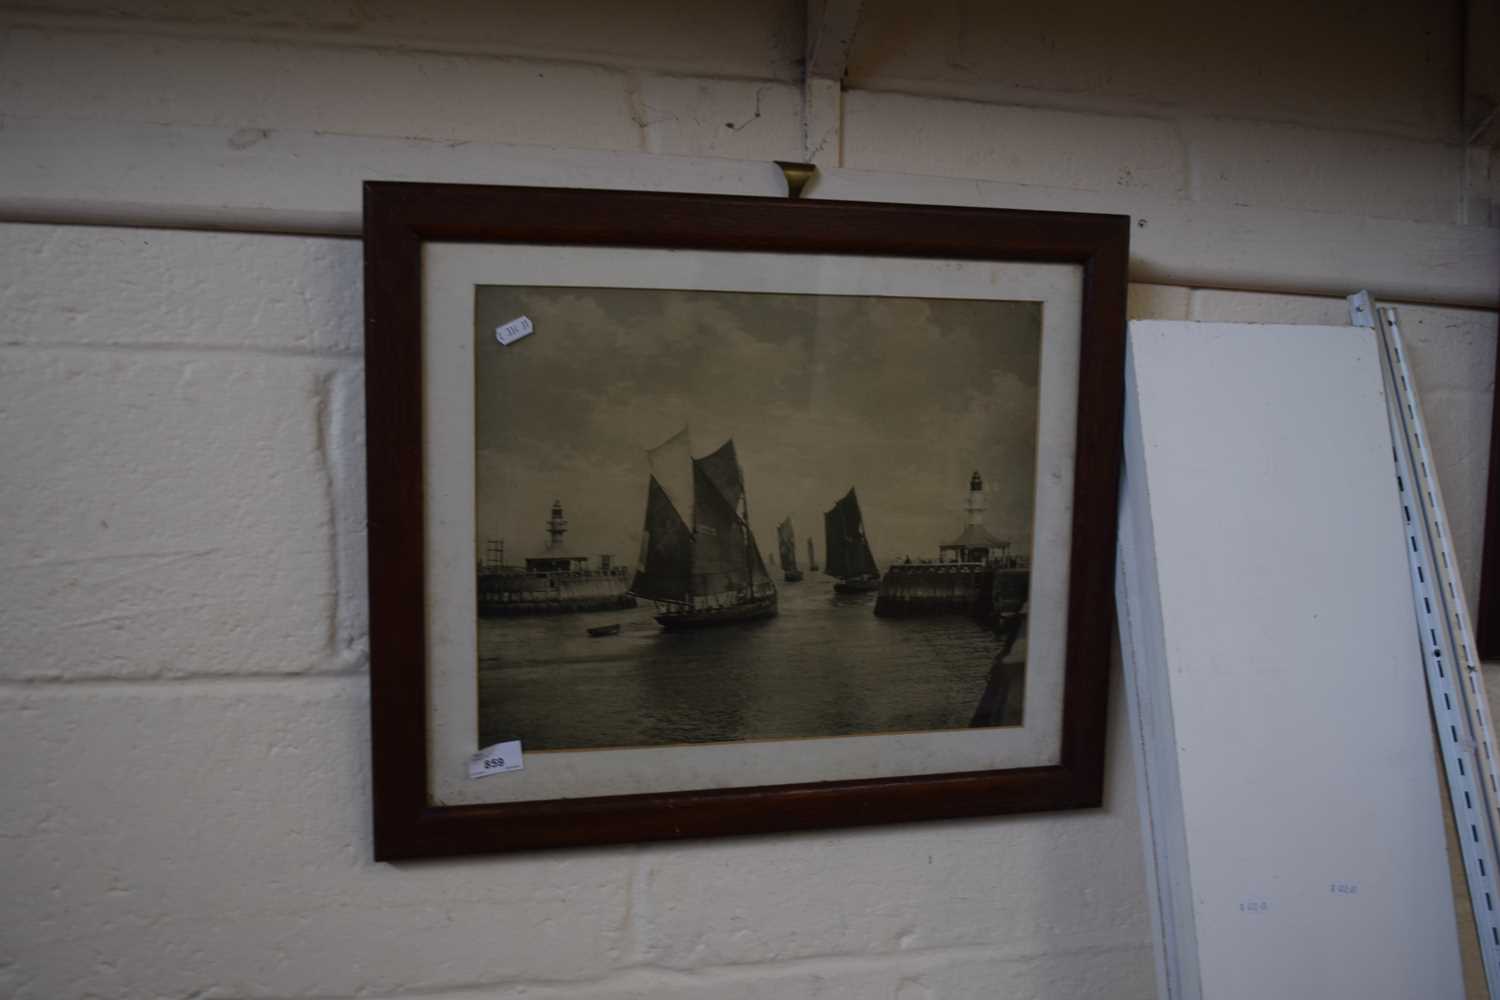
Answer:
xmin=1 ymin=3 xmax=1496 ymax=998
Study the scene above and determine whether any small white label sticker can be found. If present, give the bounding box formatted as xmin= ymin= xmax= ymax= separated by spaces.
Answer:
xmin=469 ymin=740 xmax=524 ymax=779
xmin=496 ymin=315 xmax=534 ymax=346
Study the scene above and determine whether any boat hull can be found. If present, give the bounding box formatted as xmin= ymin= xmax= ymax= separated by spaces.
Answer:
xmin=655 ymin=594 xmax=778 ymax=629
xmin=783 ymin=570 xmax=804 ymax=582
xmin=833 ymin=575 xmax=881 ymax=594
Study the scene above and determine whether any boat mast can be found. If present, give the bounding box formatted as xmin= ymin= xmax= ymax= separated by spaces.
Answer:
xmin=739 ymin=454 xmax=753 ymax=598
xmin=688 ymin=451 xmax=698 ymax=611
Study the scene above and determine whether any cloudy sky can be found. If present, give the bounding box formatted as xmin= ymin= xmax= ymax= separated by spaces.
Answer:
xmin=473 ymin=285 xmax=1041 ymax=569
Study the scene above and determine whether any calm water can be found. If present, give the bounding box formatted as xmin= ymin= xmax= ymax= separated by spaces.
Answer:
xmin=477 ymin=572 xmax=1023 ymax=750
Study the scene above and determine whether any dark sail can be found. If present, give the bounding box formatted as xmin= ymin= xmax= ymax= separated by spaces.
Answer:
xmin=629 ymin=476 xmax=693 ymax=603
xmin=695 ymin=440 xmax=744 ymax=513
xmin=691 ymin=460 xmax=752 ymax=598
xmin=823 ymin=504 xmax=850 ymax=578
xmin=750 ymin=533 xmax=772 ymax=586
xmin=824 ymin=487 xmax=880 ymax=580
xmin=777 ymin=518 xmax=799 ymax=572
xmin=808 ymin=538 xmax=818 ymax=571
xmin=688 ymin=438 xmax=774 ymax=600
xmin=631 ymin=430 xmax=777 ymax=623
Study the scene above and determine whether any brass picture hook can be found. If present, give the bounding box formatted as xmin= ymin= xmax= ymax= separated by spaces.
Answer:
xmin=774 ymin=161 xmax=817 ymax=199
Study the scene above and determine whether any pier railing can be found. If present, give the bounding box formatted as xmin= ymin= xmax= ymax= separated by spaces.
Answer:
xmin=875 ymin=562 xmax=1030 ymax=621
xmin=476 ymin=565 xmax=636 ymax=616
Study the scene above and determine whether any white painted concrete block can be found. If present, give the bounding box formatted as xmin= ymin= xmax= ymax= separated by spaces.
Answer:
xmin=0 ymin=682 xmax=635 ymax=999
xmin=1188 ymin=288 xmax=1351 ymax=326
xmin=909 ymin=943 xmax=1156 ymax=999
xmin=637 ymin=663 xmax=1149 ymax=969
xmin=635 ymin=77 xmax=802 ymax=161
xmin=0 ymin=350 xmax=342 ymax=678
xmin=2 ymin=27 xmax=646 ymax=151
xmin=4 ymin=118 xmax=1495 ymax=308
xmin=843 ymin=91 xmax=1186 ymax=197
xmin=0 ymin=118 xmax=791 ymax=237
xmin=1186 ymin=118 xmax=1462 ymax=224
xmin=843 ymin=0 xmax=1461 ymax=142
xmin=1127 ymin=283 xmax=1190 ymax=321
xmin=0 ymin=223 xmax=360 ymax=354
xmin=340 ymin=0 xmax=804 ymax=81
xmin=1395 ymin=304 xmax=1499 ymax=395
xmin=1 ymin=0 xmax=805 ymax=82
xmin=816 ymin=169 xmax=1497 ymax=308
xmin=640 ymin=817 xmax=1147 ymax=968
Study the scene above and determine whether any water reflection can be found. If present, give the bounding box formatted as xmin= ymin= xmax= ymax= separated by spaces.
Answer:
xmin=477 ymin=575 xmax=1023 ymax=751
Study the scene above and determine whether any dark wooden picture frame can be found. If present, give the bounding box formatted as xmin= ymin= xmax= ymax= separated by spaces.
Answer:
xmin=1480 ymin=377 xmax=1500 ymax=661
xmin=364 ymin=181 xmax=1129 ymax=860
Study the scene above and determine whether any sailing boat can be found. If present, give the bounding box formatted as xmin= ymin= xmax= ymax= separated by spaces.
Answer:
xmin=824 ymin=487 xmax=882 ymax=593
xmin=777 ymin=518 xmax=803 ymax=582
xmin=628 ymin=429 xmax=778 ymax=629
xmin=807 ymin=538 xmax=819 ymax=572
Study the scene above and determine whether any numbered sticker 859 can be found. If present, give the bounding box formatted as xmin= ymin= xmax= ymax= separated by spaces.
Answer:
xmin=468 ymin=740 xmax=525 ymax=779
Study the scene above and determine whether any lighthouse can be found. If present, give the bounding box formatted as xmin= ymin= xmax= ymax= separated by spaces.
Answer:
xmin=481 ymin=497 xmax=636 ymax=615
xmin=524 ymin=499 xmax=590 ymax=574
xmin=545 ymin=499 xmax=568 ymax=551
xmin=938 ymin=470 xmax=1011 ymax=565
xmin=965 ymin=470 xmax=986 ymax=526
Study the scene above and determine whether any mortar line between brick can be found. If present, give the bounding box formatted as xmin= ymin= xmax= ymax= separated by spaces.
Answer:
xmin=623 ymin=848 xmax=650 ymax=964
xmin=327 ymin=365 xmax=370 ymax=661
xmin=5 ymin=208 xmax=1493 ymax=310
xmin=1178 ymin=113 xmax=1197 ymax=203
xmin=843 ymin=80 xmax=1467 ymax=146
xmin=0 ymin=341 xmax=363 ymax=362
xmin=0 ymin=665 xmax=367 ymax=695
xmin=312 ymin=368 xmax=341 ymax=658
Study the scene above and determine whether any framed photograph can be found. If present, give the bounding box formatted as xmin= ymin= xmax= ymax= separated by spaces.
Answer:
xmin=364 ymin=182 xmax=1128 ymax=859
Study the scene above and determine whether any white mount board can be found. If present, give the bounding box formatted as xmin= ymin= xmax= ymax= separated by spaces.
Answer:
xmin=1117 ymin=320 xmax=1464 ymax=999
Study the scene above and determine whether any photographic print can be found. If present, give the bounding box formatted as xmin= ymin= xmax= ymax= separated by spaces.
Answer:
xmin=363 ymin=182 xmax=1126 ymax=857
xmin=474 ymin=288 xmax=1038 ymax=753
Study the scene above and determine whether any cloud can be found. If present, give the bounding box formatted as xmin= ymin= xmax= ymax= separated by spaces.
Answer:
xmin=474 ymin=286 xmax=1042 ymax=564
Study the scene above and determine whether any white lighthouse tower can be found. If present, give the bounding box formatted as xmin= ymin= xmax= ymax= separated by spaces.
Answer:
xmin=544 ymin=498 xmax=568 ymax=552
xmin=965 ymin=469 xmax=986 ymax=526
xmin=939 ymin=470 xmax=1011 ymax=565
xmin=524 ymin=499 xmax=590 ymax=574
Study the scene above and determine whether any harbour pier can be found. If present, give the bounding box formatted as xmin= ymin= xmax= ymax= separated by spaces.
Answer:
xmin=873 ymin=470 xmax=1030 ymax=622
xmin=476 ymin=499 xmax=636 ymax=616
